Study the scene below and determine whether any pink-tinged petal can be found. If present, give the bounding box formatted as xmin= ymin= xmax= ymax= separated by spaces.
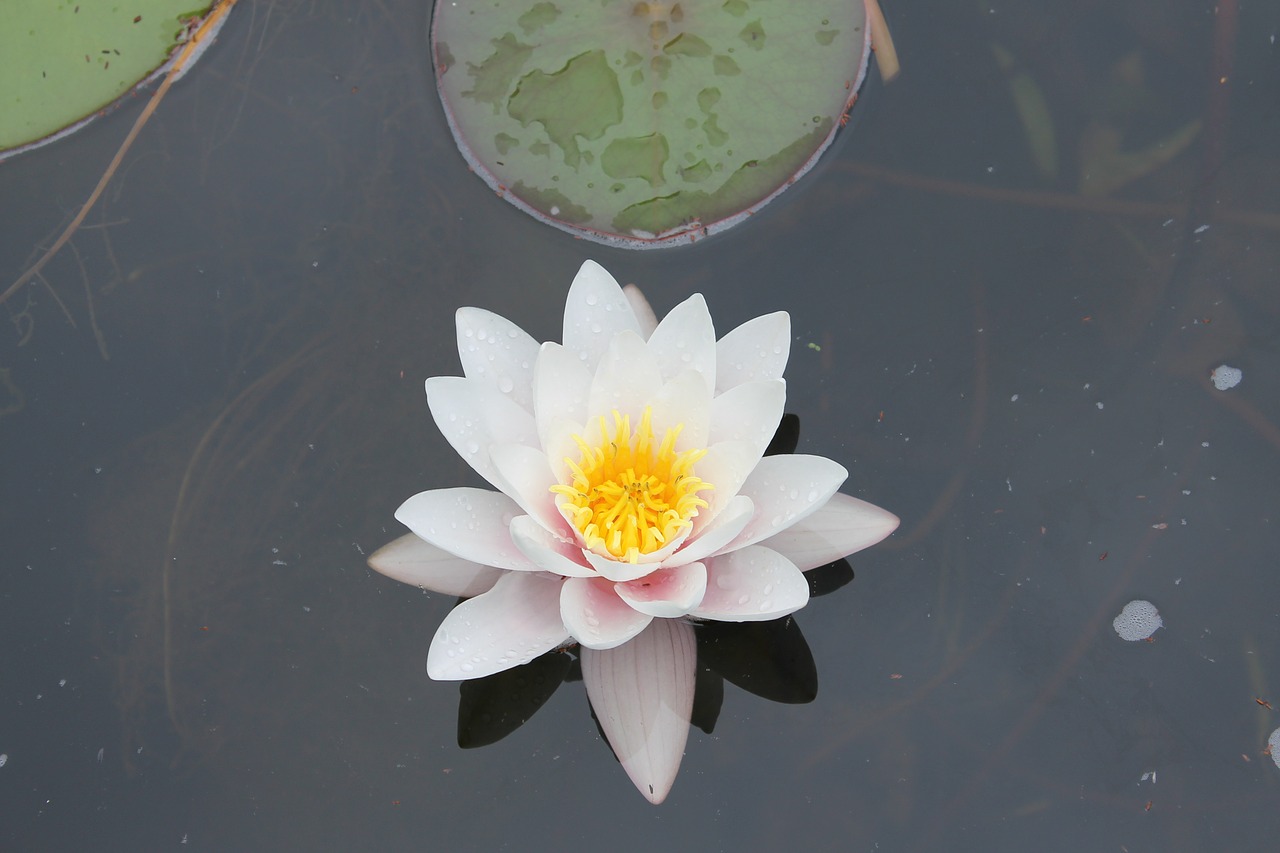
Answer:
xmin=648 ymin=368 xmax=712 ymax=451
xmin=581 ymin=619 xmax=695 ymax=804
xmin=561 ymin=577 xmax=653 ymax=649
xmin=395 ymin=488 xmax=539 ymax=572
xmin=715 ymin=311 xmax=790 ymax=393
xmin=762 ymin=492 xmax=900 ymax=571
xmin=584 ymin=548 xmax=676 ymax=582
xmin=622 ymin=284 xmax=658 ymax=339
xmin=664 ymin=495 xmax=754 ymax=567
xmin=427 ymin=572 xmax=569 ymax=680
xmin=509 ymin=515 xmax=596 ymax=577
xmin=489 ymin=443 xmax=570 ymax=537
xmin=563 ymin=260 xmax=642 ymax=368
xmin=709 ymin=379 xmax=785 ymax=459
xmin=646 ymin=293 xmax=716 ymax=395
xmin=367 ymin=533 xmax=504 ymax=597
xmin=455 ymin=307 xmax=540 ymax=412
xmin=690 ymin=440 xmax=760 ymax=534
xmin=533 ymin=342 xmax=592 ymax=451
xmin=586 ymin=330 xmax=663 ymax=425
xmin=426 ymin=376 xmax=538 ymax=491
xmin=616 ymin=562 xmax=707 ymax=618
xmin=724 ymin=455 xmax=849 ymax=552
xmin=692 ymin=545 xmax=809 ymax=621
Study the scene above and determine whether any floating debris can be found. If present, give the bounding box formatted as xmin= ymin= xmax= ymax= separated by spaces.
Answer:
xmin=1113 ymin=599 xmax=1163 ymax=641
xmin=1210 ymin=364 xmax=1242 ymax=391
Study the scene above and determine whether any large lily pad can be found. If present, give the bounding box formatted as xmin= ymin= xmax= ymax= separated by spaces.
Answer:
xmin=434 ymin=0 xmax=871 ymax=248
xmin=0 ymin=2 xmax=223 ymax=161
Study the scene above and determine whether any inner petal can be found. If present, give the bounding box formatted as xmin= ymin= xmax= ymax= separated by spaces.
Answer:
xmin=550 ymin=406 xmax=714 ymax=564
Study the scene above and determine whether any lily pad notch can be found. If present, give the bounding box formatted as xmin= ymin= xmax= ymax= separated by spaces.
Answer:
xmin=432 ymin=0 xmax=878 ymax=249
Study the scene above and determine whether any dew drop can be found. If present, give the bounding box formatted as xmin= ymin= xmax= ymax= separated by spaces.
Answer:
xmin=460 ymin=662 xmax=475 ymax=673
xmin=807 ymin=489 xmax=821 ymax=502
xmin=585 ymin=292 xmax=599 ymax=306
xmin=466 ymin=441 xmax=480 ymax=455
xmin=737 ymin=593 xmax=750 ymax=605
xmin=499 ymin=376 xmax=515 ymax=393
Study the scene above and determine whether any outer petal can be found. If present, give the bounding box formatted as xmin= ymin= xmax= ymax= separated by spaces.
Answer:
xmin=715 ymin=311 xmax=790 ymax=393
xmin=533 ymin=341 xmax=592 ymax=451
xmin=455 ymin=307 xmax=540 ymax=412
xmin=367 ymin=533 xmax=503 ymax=597
xmin=722 ymin=455 xmax=848 ymax=553
xmin=645 ymin=293 xmax=716 ymax=396
xmin=581 ymin=618 xmax=696 ymax=804
xmin=616 ymin=562 xmax=707 ymax=618
xmin=427 ymin=572 xmax=569 ymax=680
xmin=563 ymin=261 xmax=643 ymax=368
xmin=692 ymin=545 xmax=809 ymax=621
xmin=561 ymin=576 xmax=653 ymax=649
xmin=395 ymin=488 xmax=539 ymax=572
xmin=426 ymin=376 xmax=539 ymax=491
xmin=708 ymin=379 xmax=785 ymax=460
xmin=586 ymin=330 xmax=663 ymax=425
xmin=622 ymin=284 xmax=658 ymax=339
xmin=762 ymin=492 xmax=901 ymax=571
xmin=509 ymin=515 xmax=596 ymax=577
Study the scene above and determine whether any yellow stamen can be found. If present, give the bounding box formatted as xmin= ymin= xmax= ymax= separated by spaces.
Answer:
xmin=550 ymin=407 xmax=713 ymax=563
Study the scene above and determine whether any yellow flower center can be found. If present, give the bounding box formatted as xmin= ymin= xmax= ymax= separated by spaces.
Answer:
xmin=551 ymin=407 xmax=713 ymax=563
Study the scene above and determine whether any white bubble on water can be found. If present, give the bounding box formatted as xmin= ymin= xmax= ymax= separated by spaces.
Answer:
xmin=1113 ymin=599 xmax=1163 ymax=641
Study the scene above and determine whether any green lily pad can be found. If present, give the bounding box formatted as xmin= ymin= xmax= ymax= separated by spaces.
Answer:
xmin=0 ymin=2 xmax=223 ymax=162
xmin=434 ymin=0 xmax=871 ymax=248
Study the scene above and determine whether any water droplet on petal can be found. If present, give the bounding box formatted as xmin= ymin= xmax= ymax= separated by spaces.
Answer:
xmin=466 ymin=441 xmax=480 ymax=455
xmin=499 ymin=376 xmax=515 ymax=393
xmin=460 ymin=662 xmax=474 ymax=673
xmin=585 ymin=292 xmax=599 ymax=306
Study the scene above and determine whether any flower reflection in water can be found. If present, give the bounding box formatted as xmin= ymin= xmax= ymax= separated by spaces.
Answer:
xmin=369 ymin=261 xmax=898 ymax=802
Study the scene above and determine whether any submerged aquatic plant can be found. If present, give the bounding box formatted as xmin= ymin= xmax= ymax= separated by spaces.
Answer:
xmin=369 ymin=260 xmax=898 ymax=802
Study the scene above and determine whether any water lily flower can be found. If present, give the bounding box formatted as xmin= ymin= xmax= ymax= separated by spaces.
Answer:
xmin=369 ymin=260 xmax=899 ymax=803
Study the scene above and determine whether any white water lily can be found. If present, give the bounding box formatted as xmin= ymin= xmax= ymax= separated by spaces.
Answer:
xmin=369 ymin=260 xmax=898 ymax=803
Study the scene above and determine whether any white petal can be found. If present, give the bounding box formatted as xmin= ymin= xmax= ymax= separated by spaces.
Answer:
xmin=395 ymin=488 xmax=539 ymax=572
xmin=563 ymin=261 xmax=642 ymax=368
xmin=692 ymin=545 xmax=809 ymax=621
xmin=533 ymin=342 xmax=592 ymax=451
xmin=663 ymin=495 xmax=754 ymax=567
xmin=509 ymin=515 xmax=596 ymax=577
xmin=646 ymin=293 xmax=716 ymax=395
xmin=427 ymin=572 xmax=569 ymax=680
xmin=709 ymin=379 xmax=785 ymax=459
xmin=616 ymin=562 xmax=707 ymax=618
xmin=586 ymin=330 xmax=663 ymax=425
xmin=426 ymin=376 xmax=539 ymax=490
xmin=623 ymin=284 xmax=658 ymax=339
xmin=581 ymin=619 xmax=695 ymax=804
xmin=561 ymin=577 xmax=653 ymax=649
xmin=455 ymin=307 xmax=540 ymax=412
xmin=690 ymin=440 xmax=760 ymax=534
xmin=648 ymin=368 xmax=712 ymax=451
xmin=367 ymin=533 xmax=503 ymax=597
xmin=489 ymin=443 xmax=570 ymax=537
xmin=584 ymin=549 xmax=674 ymax=582
xmin=715 ymin=311 xmax=790 ymax=393
xmin=762 ymin=492 xmax=900 ymax=571
xmin=724 ymin=455 xmax=849 ymax=552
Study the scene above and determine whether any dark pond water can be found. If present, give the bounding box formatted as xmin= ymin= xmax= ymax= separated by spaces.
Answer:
xmin=2 ymin=1 xmax=1278 ymax=849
